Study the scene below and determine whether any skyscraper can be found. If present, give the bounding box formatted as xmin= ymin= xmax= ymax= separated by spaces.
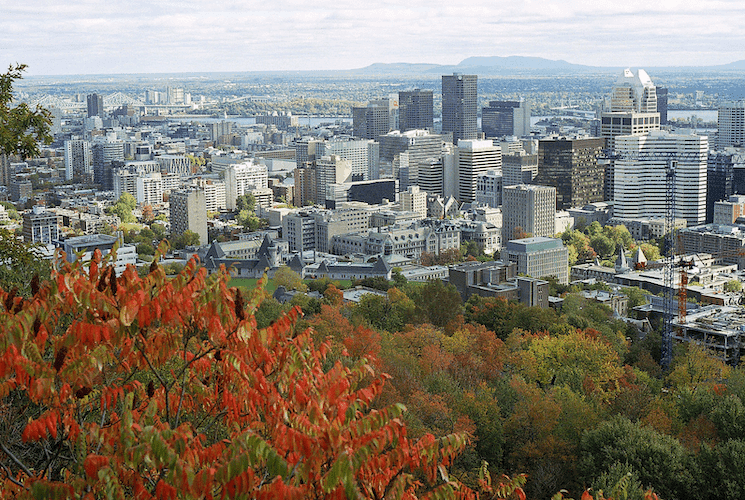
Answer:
xmin=64 ymin=139 xmax=92 ymax=182
xmin=352 ymin=96 xmax=398 ymax=141
xmin=92 ymin=136 xmax=124 ymax=191
xmin=536 ymin=137 xmax=605 ymax=210
xmin=614 ymin=130 xmax=708 ymax=226
xmin=457 ymin=139 xmax=501 ymax=204
xmin=398 ymin=89 xmax=434 ymax=132
xmin=86 ymin=94 xmax=104 ymax=118
xmin=482 ymin=100 xmax=531 ymax=138
xmin=378 ymin=130 xmax=443 ymax=188
xmin=656 ymin=87 xmax=669 ymax=125
xmin=718 ymin=100 xmax=745 ymax=149
xmin=601 ymin=69 xmax=661 ymax=200
xmin=170 ymin=187 xmax=207 ymax=246
xmin=442 ymin=73 xmax=477 ymax=144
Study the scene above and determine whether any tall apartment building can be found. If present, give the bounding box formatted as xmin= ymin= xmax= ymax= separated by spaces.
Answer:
xmin=293 ymin=165 xmax=317 ymax=207
xmin=536 ymin=136 xmax=605 ymax=210
xmin=379 ymin=130 xmax=443 ymax=188
xmin=442 ymin=73 xmax=478 ymax=144
xmin=86 ymin=93 xmax=104 ymax=118
xmin=614 ymin=130 xmax=708 ymax=226
xmin=136 ymin=172 xmax=164 ymax=206
xmin=505 ymin=237 xmax=569 ymax=284
xmin=224 ymin=160 xmax=268 ymax=210
xmin=502 ymin=184 xmax=556 ymax=241
xmin=64 ymin=139 xmax=92 ymax=182
xmin=482 ymin=100 xmax=531 ymax=138
xmin=92 ymin=137 xmax=124 ymax=191
xmin=170 ymin=187 xmax=207 ymax=246
xmin=457 ymin=139 xmax=501 ymax=204
xmin=398 ymin=89 xmax=434 ymax=132
xmin=191 ymin=178 xmax=227 ymax=213
xmin=23 ymin=205 xmax=59 ymax=245
xmin=353 ymin=96 xmax=398 ymax=141
xmin=601 ymin=69 xmax=661 ymax=200
xmin=718 ymin=101 xmax=745 ymax=149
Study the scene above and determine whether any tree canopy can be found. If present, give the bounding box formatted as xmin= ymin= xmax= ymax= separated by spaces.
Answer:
xmin=0 ymin=64 xmax=52 ymax=159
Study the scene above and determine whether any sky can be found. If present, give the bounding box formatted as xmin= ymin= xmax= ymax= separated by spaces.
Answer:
xmin=2 ymin=0 xmax=744 ymax=75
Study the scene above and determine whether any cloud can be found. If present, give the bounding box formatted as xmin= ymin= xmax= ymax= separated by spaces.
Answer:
xmin=1 ymin=0 xmax=743 ymax=74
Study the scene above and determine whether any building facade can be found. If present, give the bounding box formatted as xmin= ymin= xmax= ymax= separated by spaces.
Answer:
xmin=457 ymin=139 xmax=501 ymax=204
xmin=505 ymin=236 xmax=569 ymax=284
xmin=718 ymin=101 xmax=745 ymax=149
xmin=442 ymin=73 xmax=478 ymax=144
xmin=502 ymin=184 xmax=556 ymax=240
xmin=536 ymin=136 xmax=605 ymax=210
xmin=398 ymin=89 xmax=434 ymax=132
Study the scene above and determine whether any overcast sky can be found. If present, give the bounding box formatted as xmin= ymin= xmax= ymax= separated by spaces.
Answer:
xmin=2 ymin=0 xmax=744 ymax=75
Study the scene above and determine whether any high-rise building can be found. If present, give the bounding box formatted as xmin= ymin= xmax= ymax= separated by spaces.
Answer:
xmin=92 ymin=137 xmax=124 ymax=191
xmin=614 ymin=130 xmax=708 ymax=226
xmin=321 ymin=138 xmax=380 ymax=181
xmin=353 ymin=96 xmax=398 ymax=141
xmin=482 ymin=100 xmax=531 ymax=138
xmin=86 ymin=94 xmax=104 ymax=118
xmin=502 ymin=152 xmax=539 ymax=187
xmin=457 ymin=139 xmax=501 ymax=204
xmin=601 ymin=69 xmax=661 ymax=200
xmin=136 ymin=172 xmax=164 ymax=207
xmin=170 ymin=187 xmax=207 ymax=246
xmin=442 ymin=73 xmax=478 ymax=144
xmin=502 ymin=184 xmax=556 ymax=241
xmin=718 ymin=101 xmax=745 ymax=149
xmin=418 ymin=159 xmax=444 ymax=197
xmin=64 ymin=139 xmax=92 ymax=182
xmin=475 ymin=170 xmax=503 ymax=208
xmin=656 ymin=87 xmax=669 ymax=125
xmin=294 ymin=138 xmax=324 ymax=168
xmin=316 ymin=155 xmax=352 ymax=205
xmin=398 ymin=89 xmax=434 ymax=132
xmin=536 ymin=136 xmax=605 ymax=210
xmin=379 ymin=130 xmax=443 ymax=188
xmin=294 ymin=166 xmax=317 ymax=207
xmin=224 ymin=160 xmax=268 ymax=210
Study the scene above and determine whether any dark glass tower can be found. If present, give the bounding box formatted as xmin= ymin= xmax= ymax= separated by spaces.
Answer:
xmin=441 ymin=74 xmax=477 ymax=144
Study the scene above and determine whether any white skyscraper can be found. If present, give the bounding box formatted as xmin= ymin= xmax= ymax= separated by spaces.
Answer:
xmin=718 ymin=100 xmax=745 ymax=149
xmin=321 ymin=138 xmax=380 ymax=181
xmin=457 ymin=139 xmax=501 ymax=203
xmin=64 ymin=139 xmax=92 ymax=181
xmin=614 ymin=130 xmax=708 ymax=226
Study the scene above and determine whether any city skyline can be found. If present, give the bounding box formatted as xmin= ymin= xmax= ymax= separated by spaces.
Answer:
xmin=2 ymin=0 xmax=745 ymax=76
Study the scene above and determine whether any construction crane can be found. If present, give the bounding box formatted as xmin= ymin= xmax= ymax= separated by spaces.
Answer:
xmin=602 ymin=150 xmax=705 ymax=369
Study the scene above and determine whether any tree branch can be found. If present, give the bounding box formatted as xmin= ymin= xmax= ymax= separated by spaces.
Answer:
xmin=0 ymin=442 xmax=34 ymax=478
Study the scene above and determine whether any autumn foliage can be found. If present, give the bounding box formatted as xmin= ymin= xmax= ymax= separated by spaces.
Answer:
xmin=0 ymin=246 xmax=525 ymax=499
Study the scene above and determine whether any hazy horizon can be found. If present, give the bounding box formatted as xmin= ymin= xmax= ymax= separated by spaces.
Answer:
xmin=3 ymin=0 xmax=744 ymax=76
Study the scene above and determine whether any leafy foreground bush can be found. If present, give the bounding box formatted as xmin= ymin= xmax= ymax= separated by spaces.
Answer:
xmin=0 ymin=247 xmax=531 ymax=499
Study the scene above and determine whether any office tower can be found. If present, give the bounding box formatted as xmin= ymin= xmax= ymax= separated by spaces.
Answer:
xmin=321 ymin=138 xmax=380 ymax=181
xmin=400 ymin=185 xmax=427 ymax=218
xmin=482 ymin=100 xmax=531 ymax=137
xmin=352 ymin=96 xmax=398 ymax=141
xmin=718 ymin=101 xmax=745 ymax=149
xmin=442 ymin=73 xmax=478 ymax=144
xmin=398 ymin=89 xmax=434 ymax=132
xmin=64 ymin=139 xmax=92 ymax=182
xmin=502 ymin=152 xmax=538 ymax=186
xmin=457 ymin=139 xmax=501 ymax=204
xmin=170 ymin=187 xmax=208 ymax=246
xmin=294 ymin=138 xmax=324 ymax=168
xmin=502 ymin=184 xmax=556 ymax=241
xmin=418 ymin=158 xmax=444 ymax=197
xmin=656 ymin=87 xmax=669 ymax=125
xmin=505 ymin=237 xmax=568 ymax=284
xmin=707 ymin=150 xmax=745 ymax=222
xmin=210 ymin=121 xmax=233 ymax=143
xmin=92 ymin=137 xmax=124 ymax=191
xmin=614 ymin=130 xmax=708 ymax=226
xmin=23 ymin=205 xmax=59 ymax=244
xmin=536 ymin=137 xmax=605 ymax=210
xmin=86 ymin=93 xmax=104 ymax=118
xmin=379 ymin=130 xmax=443 ymax=188
xmin=224 ymin=160 xmax=268 ymax=210
xmin=601 ymin=69 xmax=661 ymax=200
xmin=316 ymin=155 xmax=352 ymax=205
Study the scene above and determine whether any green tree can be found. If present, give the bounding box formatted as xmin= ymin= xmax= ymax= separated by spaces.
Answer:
xmin=107 ymin=193 xmax=137 ymax=224
xmin=0 ymin=64 xmax=53 ymax=159
xmin=724 ymin=279 xmax=743 ymax=293
xmin=0 ymin=228 xmax=51 ymax=297
xmin=413 ymin=280 xmax=462 ymax=328
xmin=273 ymin=265 xmax=307 ymax=292
xmin=235 ymin=193 xmax=256 ymax=212
xmin=590 ymin=234 xmax=616 ymax=258
xmin=170 ymin=230 xmax=201 ymax=249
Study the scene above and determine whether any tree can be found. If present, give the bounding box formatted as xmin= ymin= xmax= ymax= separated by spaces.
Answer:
xmin=724 ymin=279 xmax=743 ymax=293
xmin=170 ymin=230 xmax=201 ymax=249
xmin=0 ymin=249 xmax=484 ymax=499
xmin=141 ymin=204 xmax=155 ymax=224
xmin=273 ymin=265 xmax=306 ymax=292
xmin=236 ymin=209 xmax=262 ymax=232
xmin=235 ymin=193 xmax=256 ymax=213
xmin=0 ymin=64 xmax=52 ymax=159
xmin=107 ymin=193 xmax=137 ymax=224
xmin=0 ymin=229 xmax=51 ymax=297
